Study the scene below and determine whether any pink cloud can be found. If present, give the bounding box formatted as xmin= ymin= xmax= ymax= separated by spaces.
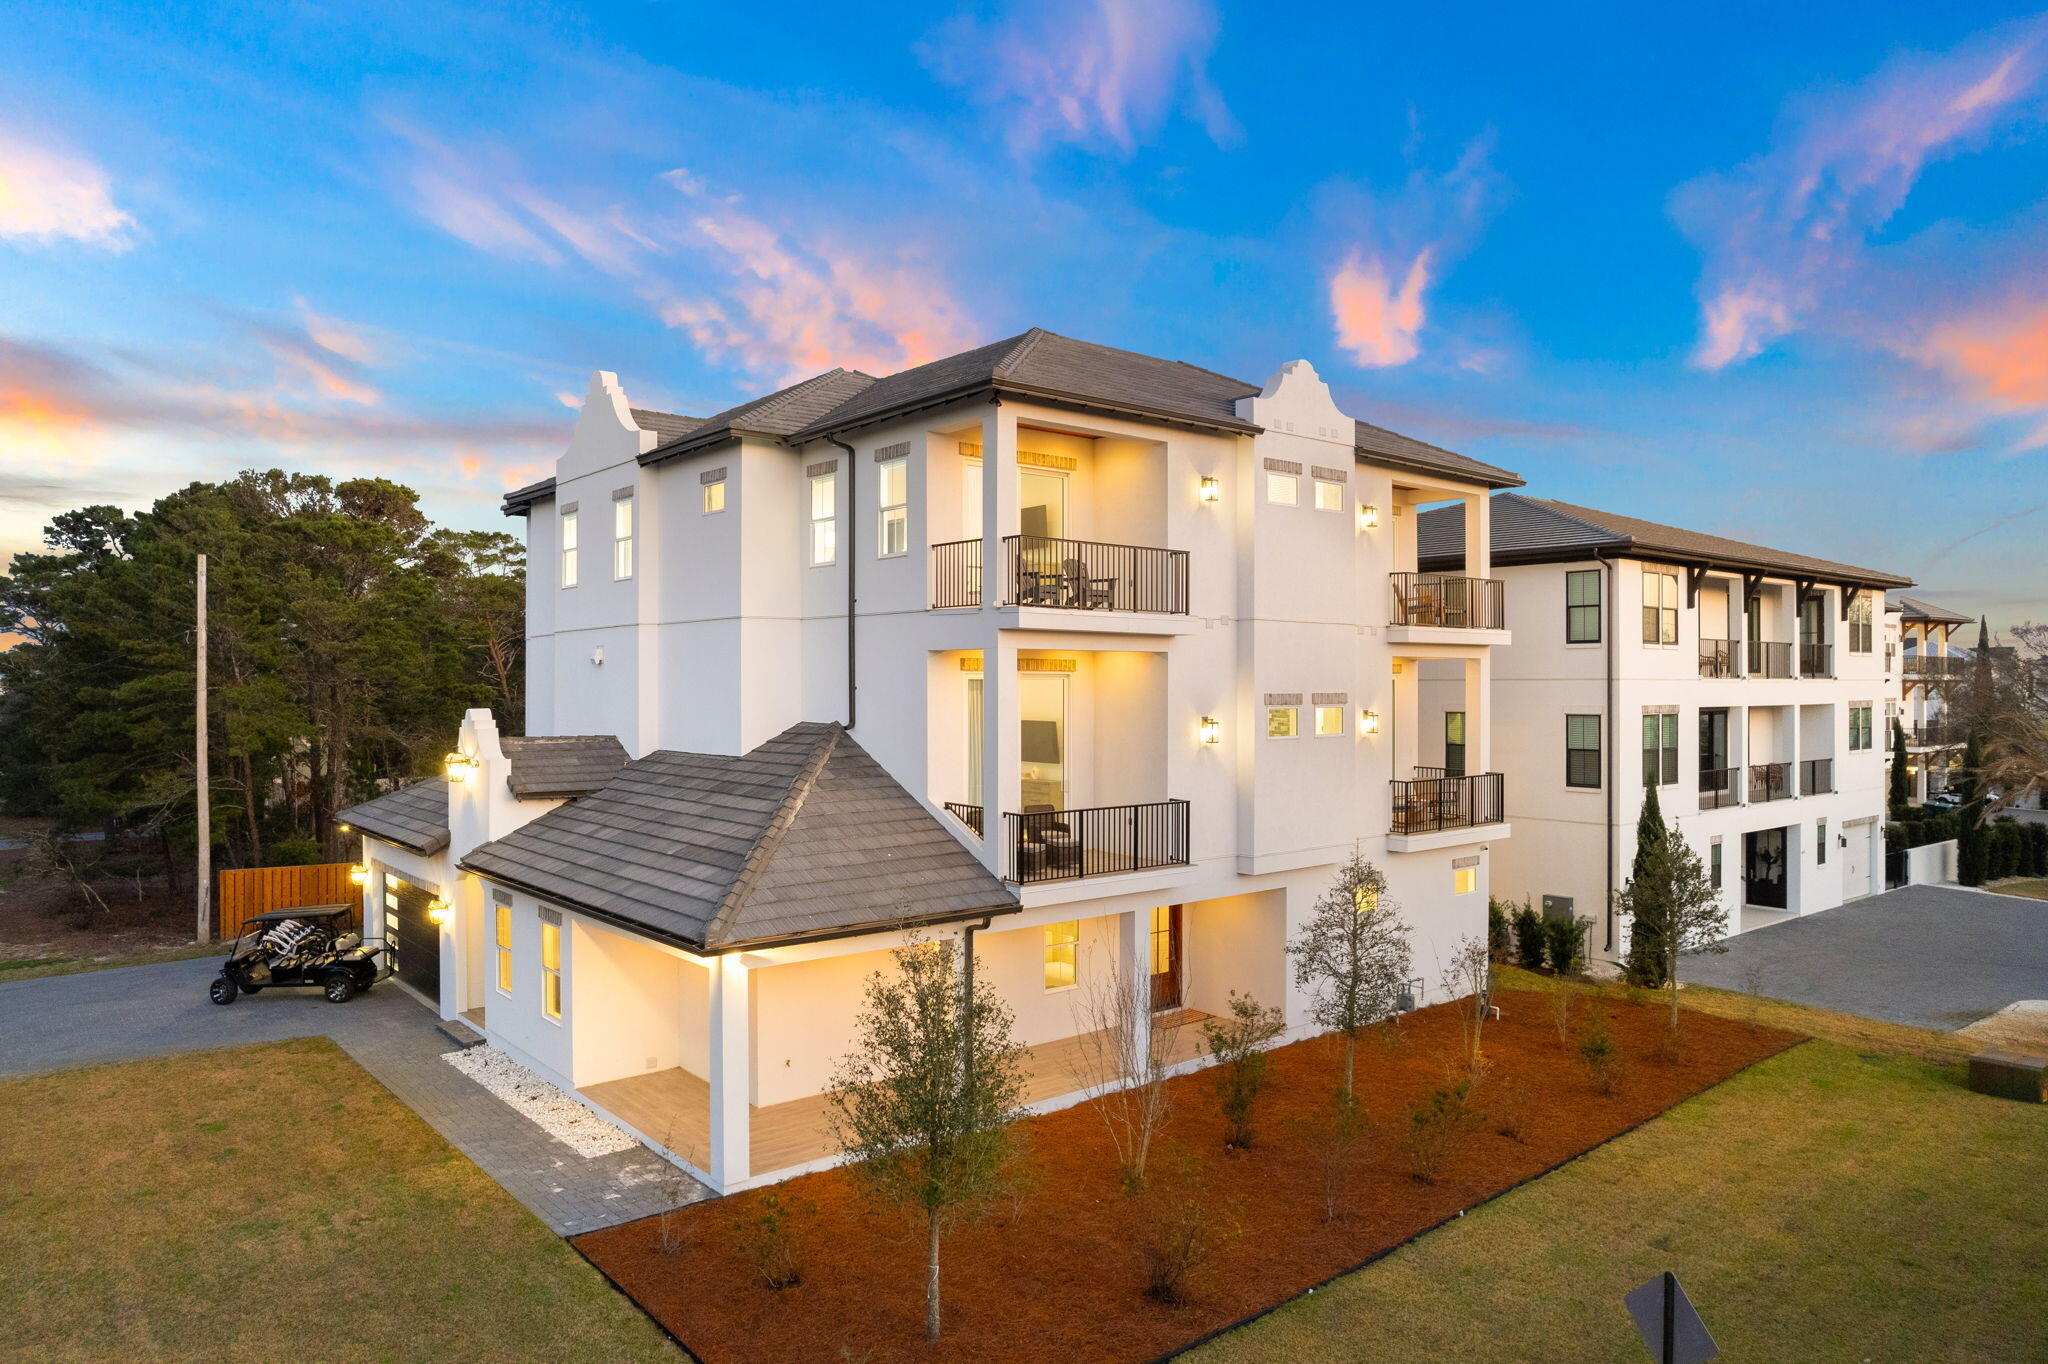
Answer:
xmin=1674 ymin=20 xmax=2048 ymax=369
xmin=0 ymin=128 xmax=135 ymax=248
xmin=921 ymin=0 xmax=1235 ymax=157
xmin=1330 ymin=249 xmax=1432 ymax=368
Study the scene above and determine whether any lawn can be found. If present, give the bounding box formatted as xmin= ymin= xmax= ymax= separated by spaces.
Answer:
xmin=0 ymin=1038 xmax=677 ymax=1364
xmin=1990 ymin=877 xmax=2048 ymax=902
xmin=0 ymin=939 xmax=225 ymax=982
xmin=1192 ymin=989 xmax=2048 ymax=1363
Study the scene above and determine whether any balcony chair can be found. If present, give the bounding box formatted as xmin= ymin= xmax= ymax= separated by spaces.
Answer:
xmin=1022 ymin=803 xmax=1082 ymax=873
xmin=1061 ymin=557 xmax=1118 ymax=610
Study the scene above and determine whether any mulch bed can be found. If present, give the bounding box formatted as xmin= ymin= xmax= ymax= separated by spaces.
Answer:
xmin=574 ymin=989 xmax=1801 ymax=1363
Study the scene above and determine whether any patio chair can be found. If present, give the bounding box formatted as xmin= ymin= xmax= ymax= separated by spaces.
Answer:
xmin=1061 ymin=557 xmax=1117 ymax=610
xmin=1023 ymin=803 xmax=1082 ymax=872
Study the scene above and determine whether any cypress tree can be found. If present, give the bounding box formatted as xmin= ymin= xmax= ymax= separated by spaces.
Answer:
xmin=1622 ymin=783 xmax=1671 ymax=987
xmin=1889 ymin=717 xmax=1911 ymax=817
xmin=1956 ymin=730 xmax=1987 ymax=886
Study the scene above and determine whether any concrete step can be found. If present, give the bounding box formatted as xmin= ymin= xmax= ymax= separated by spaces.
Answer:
xmin=436 ymin=1017 xmax=486 ymax=1050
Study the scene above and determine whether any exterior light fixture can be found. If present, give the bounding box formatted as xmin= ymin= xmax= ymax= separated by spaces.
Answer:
xmin=336 ymin=822 xmax=351 ymax=834
xmin=1199 ymin=716 xmax=1221 ymax=744
xmin=1359 ymin=504 xmax=1381 ymax=529
xmin=444 ymin=750 xmax=479 ymax=781
xmin=427 ymin=898 xmax=451 ymax=926
xmin=1361 ymin=709 xmax=1381 ymax=734
xmin=349 ymin=864 xmax=369 ymax=886
xmin=1198 ymin=476 xmax=1221 ymax=504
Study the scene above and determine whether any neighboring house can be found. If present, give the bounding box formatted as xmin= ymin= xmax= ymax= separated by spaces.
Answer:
xmin=1418 ymin=494 xmax=1911 ymax=961
xmin=1890 ymin=594 xmax=1973 ymax=804
xmin=339 ymin=330 xmax=1523 ymax=1195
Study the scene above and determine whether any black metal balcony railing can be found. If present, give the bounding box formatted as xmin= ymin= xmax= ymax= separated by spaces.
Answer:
xmin=931 ymin=535 xmax=1190 ymax=613
xmin=1904 ymin=655 xmax=1959 ymax=678
xmin=1389 ymin=574 xmax=1506 ymax=631
xmin=1800 ymin=642 xmax=1834 ymax=677
xmin=944 ymin=801 xmax=984 ymax=836
xmin=1390 ymin=772 xmax=1506 ymax=836
xmin=1747 ymin=640 xmax=1793 ymax=678
xmin=1908 ymin=720 xmax=1965 ymax=748
xmin=1699 ymin=766 xmax=1740 ymax=810
xmin=1749 ymin=761 xmax=1793 ymax=803
xmin=1800 ymin=757 xmax=1834 ymax=795
xmin=931 ymin=539 xmax=982 ymax=609
xmin=1699 ymin=638 xmax=1738 ymax=678
xmin=1004 ymin=799 xmax=1189 ymax=885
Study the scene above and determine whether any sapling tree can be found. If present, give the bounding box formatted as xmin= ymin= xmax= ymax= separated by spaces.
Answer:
xmin=826 ymin=934 xmax=1027 ymax=1343
xmin=1286 ymin=849 xmax=1413 ymax=1099
xmin=1444 ymin=934 xmax=1492 ymax=1069
xmin=1199 ymin=991 xmax=1286 ymax=1149
xmin=1071 ymin=951 xmax=1188 ymax=1193
xmin=1612 ymin=830 xmax=1727 ymax=1035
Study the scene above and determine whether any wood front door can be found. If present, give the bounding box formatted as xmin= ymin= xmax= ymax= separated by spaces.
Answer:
xmin=1148 ymin=904 xmax=1183 ymax=1011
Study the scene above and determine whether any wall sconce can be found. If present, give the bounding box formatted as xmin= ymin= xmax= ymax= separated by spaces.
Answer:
xmin=349 ymin=864 xmax=369 ymax=886
xmin=1359 ymin=504 xmax=1381 ymax=529
xmin=1198 ymin=476 xmax=1221 ymax=504
xmin=336 ymin=822 xmax=351 ymax=834
xmin=444 ymin=750 xmax=479 ymax=781
xmin=1361 ymin=709 xmax=1381 ymax=735
xmin=427 ymin=898 xmax=451 ymax=926
xmin=1199 ymin=716 xmax=1221 ymax=744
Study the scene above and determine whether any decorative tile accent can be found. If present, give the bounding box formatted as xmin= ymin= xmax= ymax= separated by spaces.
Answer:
xmin=1642 ymin=704 xmax=1679 ymax=715
xmin=874 ymin=442 xmax=911 ymax=461
xmin=1310 ymin=465 xmax=1349 ymax=482
xmin=611 ymin=486 xmax=634 ymax=501
xmin=1452 ymin=855 xmax=1481 ymax=869
xmin=539 ymin=906 xmax=563 ymax=927
xmin=700 ymin=467 xmax=727 ymax=485
xmin=1264 ymin=692 xmax=1303 ymax=706
xmin=560 ymin=501 xmax=579 ymax=515
xmin=1262 ymin=457 xmax=1303 ymax=475
xmin=491 ymin=887 xmax=512 ymax=906
xmin=805 ymin=459 xmax=838 ymax=477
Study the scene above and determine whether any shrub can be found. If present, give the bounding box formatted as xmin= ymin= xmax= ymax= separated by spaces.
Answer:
xmin=267 ymin=834 xmax=323 ymax=866
xmin=1312 ymin=1088 xmax=1367 ymax=1224
xmin=1512 ymin=903 xmax=1547 ymax=971
xmin=1200 ymin=992 xmax=1286 ymax=1150
xmin=1549 ymin=987 xmax=1575 ymax=1050
xmin=730 ymin=1190 xmax=814 ymax=1290
xmin=1137 ymin=1149 xmax=1240 ymax=1305
xmin=1406 ymin=1081 xmax=1474 ymax=1184
xmin=1487 ymin=897 xmax=1513 ymax=963
xmin=2028 ymin=822 xmax=2048 ymax=877
xmin=1488 ymin=1078 xmax=1530 ymax=1143
xmin=1578 ymin=1010 xmax=1622 ymax=1095
xmin=1990 ymin=818 xmax=2025 ymax=880
xmin=1544 ymin=916 xmax=1588 ymax=977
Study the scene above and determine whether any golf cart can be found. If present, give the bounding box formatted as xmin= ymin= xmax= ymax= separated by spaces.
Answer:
xmin=209 ymin=905 xmax=388 ymax=1006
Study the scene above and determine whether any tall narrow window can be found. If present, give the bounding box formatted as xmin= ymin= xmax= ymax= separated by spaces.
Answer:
xmin=1849 ymin=704 xmax=1873 ymax=751
xmin=612 ymin=495 xmax=634 ymax=580
xmin=1641 ymin=712 xmax=1678 ymax=786
xmin=494 ymin=903 xmax=512 ymax=994
xmin=1566 ymin=569 xmax=1601 ymax=643
xmin=1642 ymin=567 xmax=1678 ymax=645
xmin=877 ymin=456 xmax=908 ymax=556
xmin=1566 ymin=714 xmax=1602 ymax=789
xmin=1444 ymin=711 xmax=1466 ymax=776
xmin=1847 ymin=593 xmax=1873 ymax=653
xmin=559 ymin=510 xmax=579 ymax=588
xmin=1710 ymin=838 xmax=1723 ymax=889
xmin=809 ymin=471 xmax=837 ymax=565
xmin=1043 ymin=921 xmax=1078 ymax=990
xmin=540 ymin=919 xmax=562 ymax=1020
xmin=1817 ymin=819 xmax=1828 ymax=866
xmin=965 ymin=676 xmax=983 ymax=803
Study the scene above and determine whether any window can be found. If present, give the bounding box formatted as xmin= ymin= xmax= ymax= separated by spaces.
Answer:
xmin=1313 ymin=479 xmax=1344 ymax=511
xmin=612 ymin=496 xmax=634 ymax=580
xmin=1566 ymin=569 xmax=1601 ymax=643
xmin=540 ymin=919 xmax=562 ymax=1020
xmin=1266 ymin=706 xmax=1299 ymax=738
xmin=1849 ymin=704 xmax=1873 ymax=751
xmin=1848 ymin=593 xmax=1873 ymax=652
xmin=1444 ymin=711 xmax=1466 ymax=777
xmin=559 ymin=510 xmax=579 ymax=588
xmin=1352 ymin=883 xmax=1380 ymax=914
xmin=1642 ymin=567 xmax=1678 ymax=645
xmin=702 ymin=478 xmax=726 ymax=514
xmin=1314 ymin=705 xmax=1345 ymax=736
xmin=1710 ymin=838 xmax=1723 ymax=889
xmin=1566 ymin=714 xmax=1602 ymax=788
xmin=1453 ymin=866 xmax=1478 ymax=895
xmin=1817 ymin=819 xmax=1828 ymax=866
xmin=1043 ymin=921 xmax=1078 ymax=990
xmin=1642 ymin=712 xmax=1678 ymax=786
xmin=808 ymin=471 xmax=837 ymax=565
xmin=494 ymin=903 xmax=512 ymax=994
xmin=1150 ymin=906 xmax=1175 ymax=976
xmin=877 ymin=456 xmax=908 ymax=556
xmin=1266 ymin=472 xmax=1298 ymax=505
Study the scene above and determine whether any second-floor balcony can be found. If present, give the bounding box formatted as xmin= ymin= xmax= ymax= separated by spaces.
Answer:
xmin=931 ymin=535 xmax=1189 ymax=614
xmin=1390 ymin=771 xmax=1506 ymax=836
xmin=1904 ymin=655 xmax=1959 ymax=679
xmin=1747 ymin=640 xmax=1793 ymax=678
xmin=1699 ymin=766 xmax=1740 ymax=810
xmin=1908 ymin=719 xmax=1965 ymax=748
xmin=1749 ymin=761 xmax=1794 ymax=803
xmin=980 ymin=799 xmax=1190 ymax=885
xmin=1799 ymin=642 xmax=1834 ymax=678
xmin=1799 ymin=757 xmax=1834 ymax=795
xmin=1699 ymin=638 xmax=1738 ymax=678
xmin=1389 ymin=573 xmax=1505 ymax=632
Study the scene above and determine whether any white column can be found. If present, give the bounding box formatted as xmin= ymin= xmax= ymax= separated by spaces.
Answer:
xmin=979 ymin=633 xmax=1021 ymax=877
xmin=1391 ymin=660 xmax=1420 ymax=779
xmin=1117 ymin=909 xmax=1150 ymax=1068
xmin=1462 ymin=654 xmax=1490 ymax=774
xmin=708 ymin=952 xmax=751 ymax=1190
xmin=1461 ymin=492 xmax=1491 ymax=578
xmin=980 ymin=404 xmax=1018 ymax=605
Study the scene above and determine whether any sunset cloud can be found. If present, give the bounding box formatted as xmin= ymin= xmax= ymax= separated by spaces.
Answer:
xmin=1674 ymin=20 xmax=2048 ymax=369
xmin=0 ymin=129 xmax=135 ymax=248
xmin=921 ymin=0 xmax=1235 ymax=157
xmin=1330 ymin=249 xmax=1432 ymax=367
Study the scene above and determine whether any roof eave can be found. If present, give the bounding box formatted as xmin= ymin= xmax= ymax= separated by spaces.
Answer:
xmin=1356 ymin=447 xmax=1524 ymax=490
xmin=1441 ymin=538 xmax=1911 ymax=588
xmin=351 ymin=823 xmax=450 ymax=857
xmin=790 ymin=378 xmax=1264 ymax=446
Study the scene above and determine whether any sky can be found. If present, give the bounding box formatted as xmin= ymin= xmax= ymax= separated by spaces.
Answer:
xmin=2 ymin=1 xmax=2045 ymax=628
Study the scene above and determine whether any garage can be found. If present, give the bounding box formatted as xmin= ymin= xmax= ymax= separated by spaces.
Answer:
xmin=381 ymin=873 xmax=443 ymax=1004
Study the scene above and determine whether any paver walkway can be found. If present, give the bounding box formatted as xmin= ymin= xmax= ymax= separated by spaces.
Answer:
xmin=0 ymin=955 xmax=710 ymax=1234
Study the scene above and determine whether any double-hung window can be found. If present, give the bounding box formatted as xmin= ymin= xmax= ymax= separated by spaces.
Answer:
xmin=494 ymin=902 xmax=513 ymax=994
xmin=1849 ymin=704 xmax=1873 ymax=751
xmin=1847 ymin=594 xmax=1873 ymax=653
xmin=809 ymin=471 xmax=837 ymax=566
xmin=1043 ymin=921 xmax=1078 ymax=991
xmin=1643 ymin=567 xmax=1678 ymax=645
xmin=1642 ymin=711 xmax=1678 ymax=786
xmin=877 ymin=456 xmax=908 ymax=557
xmin=540 ymin=918 xmax=563 ymax=1020
xmin=612 ymin=494 xmax=634 ymax=580
xmin=1566 ymin=714 xmax=1602 ymax=789
xmin=1566 ymin=569 xmax=1601 ymax=643
xmin=559 ymin=509 xmax=579 ymax=588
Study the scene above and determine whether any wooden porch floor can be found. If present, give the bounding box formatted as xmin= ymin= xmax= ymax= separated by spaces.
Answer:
xmin=580 ymin=1011 xmax=1211 ymax=1178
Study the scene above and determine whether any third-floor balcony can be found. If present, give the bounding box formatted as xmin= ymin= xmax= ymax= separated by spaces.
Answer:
xmin=1749 ymin=761 xmax=1794 ymax=803
xmin=1390 ymin=770 xmax=1506 ymax=836
xmin=1799 ymin=641 xmax=1834 ymax=678
xmin=1747 ymin=640 xmax=1793 ymax=679
xmin=1904 ymin=655 xmax=1960 ymax=679
xmin=1699 ymin=638 xmax=1739 ymax=678
xmin=1389 ymin=573 xmax=1506 ymax=633
xmin=931 ymin=535 xmax=1189 ymax=615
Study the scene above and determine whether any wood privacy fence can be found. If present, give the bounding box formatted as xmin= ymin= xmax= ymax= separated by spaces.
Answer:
xmin=216 ymin=862 xmax=360 ymax=940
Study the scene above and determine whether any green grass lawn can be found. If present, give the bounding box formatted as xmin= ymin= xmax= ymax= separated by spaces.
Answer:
xmin=1193 ymin=994 xmax=2048 ymax=1363
xmin=0 ymin=939 xmax=226 ymax=981
xmin=0 ymin=1038 xmax=677 ymax=1363
xmin=1990 ymin=877 xmax=2048 ymax=902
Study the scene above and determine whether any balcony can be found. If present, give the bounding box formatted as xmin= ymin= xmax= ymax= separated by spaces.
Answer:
xmin=1390 ymin=771 xmax=1506 ymax=836
xmin=1749 ymin=761 xmax=1794 ymax=803
xmin=1908 ymin=720 xmax=1965 ymax=748
xmin=929 ymin=536 xmax=1189 ymax=614
xmin=943 ymin=801 xmax=984 ymax=836
xmin=1699 ymin=638 xmax=1738 ymax=678
xmin=1699 ymin=766 xmax=1740 ymax=810
xmin=1389 ymin=574 xmax=1505 ymax=632
xmin=1799 ymin=642 xmax=1834 ymax=678
xmin=999 ymin=799 xmax=1190 ymax=885
xmin=1799 ymin=757 xmax=1834 ymax=795
xmin=1747 ymin=641 xmax=1793 ymax=679
xmin=1904 ymin=655 xmax=1960 ymax=679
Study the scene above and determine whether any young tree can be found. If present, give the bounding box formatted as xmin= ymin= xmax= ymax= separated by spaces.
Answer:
xmin=826 ymin=934 xmax=1027 ymax=1343
xmin=1444 ymin=934 xmax=1492 ymax=1068
xmin=1070 ymin=952 xmax=1188 ymax=1193
xmin=1286 ymin=850 xmax=1413 ymax=1099
xmin=1620 ymin=784 xmax=1671 ymax=988
xmin=1889 ymin=717 xmax=1911 ymax=817
xmin=1612 ymin=831 xmax=1727 ymax=1035
xmin=1199 ymin=991 xmax=1286 ymax=1149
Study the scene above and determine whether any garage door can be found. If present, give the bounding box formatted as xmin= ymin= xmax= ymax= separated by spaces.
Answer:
xmin=382 ymin=874 xmax=442 ymax=1004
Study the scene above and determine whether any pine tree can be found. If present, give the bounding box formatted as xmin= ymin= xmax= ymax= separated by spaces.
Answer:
xmin=1889 ymin=717 xmax=1911 ymax=817
xmin=1956 ymin=731 xmax=1988 ymax=886
xmin=1621 ymin=783 xmax=1671 ymax=987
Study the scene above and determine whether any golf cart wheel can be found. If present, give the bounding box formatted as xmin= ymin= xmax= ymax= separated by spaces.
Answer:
xmin=324 ymin=973 xmax=357 ymax=1004
xmin=208 ymin=975 xmax=239 ymax=1006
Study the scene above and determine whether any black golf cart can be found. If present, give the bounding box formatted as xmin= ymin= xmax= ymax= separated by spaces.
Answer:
xmin=209 ymin=905 xmax=388 ymax=1006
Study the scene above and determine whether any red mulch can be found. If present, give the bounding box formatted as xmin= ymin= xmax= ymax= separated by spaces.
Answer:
xmin=574 ymin=990 xmax=1802 ymax=1363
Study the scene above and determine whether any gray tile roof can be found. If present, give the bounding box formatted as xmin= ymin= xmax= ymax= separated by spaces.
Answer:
xmin=1353 ymin=419 xmax=1522 ymax=489
xmin=458 ymin=723 xmax=1020 ymax=953
xmin=1418 ymin=492 xmax=1912 ymax=587
xmin=337 ymin=778 xmax=451 ymax=855
xmin=501 ymin=475 xmax=556 ymax=517
xmin=629 ymin=408 xmax=706 ymax=441
xmin=501 ymin=735 xmax=630 ymax=799
xmin=640 ymin=369 xmax=878 ymax=464
xmin=1890 ymin=594 xmax=1973 ymax=625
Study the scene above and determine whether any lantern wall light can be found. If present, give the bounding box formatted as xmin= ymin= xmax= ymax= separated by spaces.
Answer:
xmin=1361 ymin=709 xmax=1382 ymax=735
xmin=427 ymin=898 xmax=451 ymax=926
xmin=444 ymin=750 xmax=479 ymax=781
xmin=348 ymin=864 xmax=369 ymax=886
xmin=1198 ymin=476 xmax=1221 ymax=504
xmin=1359 ymin=503 xmax=1381 ymax=530
xmin=1199 ymin=715 xmax=1221 ymax=744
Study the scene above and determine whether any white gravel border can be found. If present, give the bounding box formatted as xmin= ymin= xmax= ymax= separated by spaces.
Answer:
xmin=443 ymin=1046 xmax=639 ymax=1158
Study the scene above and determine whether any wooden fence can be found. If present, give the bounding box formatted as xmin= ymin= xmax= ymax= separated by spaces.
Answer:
xmin=216 ymin=862 xmax=360 ymax=940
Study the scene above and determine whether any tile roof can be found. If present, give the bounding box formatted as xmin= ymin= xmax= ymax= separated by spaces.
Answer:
xmin=630 ymin=408 xmax=707 ymax=440
xmin=501 ymin=735 xmax=630 ymax=799
xmin=458 ymin=723 xmax=1020 ymax=953
xmin=501 ymin=475 xmax=556 ymax=517
xmin=1352 ymin=418 xmax=1521 ymax=489
xmin=337 ymin=778 xmax=451 ymax=855
xmin=640 ymin=369 xmax=879 ymax=464
xmin=1890 ymin=594 xmax=1973 ymax=625
xmin=1418 ymin=493 xmax=1912 ymax=587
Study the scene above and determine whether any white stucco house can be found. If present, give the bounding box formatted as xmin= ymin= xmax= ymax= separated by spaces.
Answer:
xmin=338 ymin=328 xmax=1524 ymax=1195
xmin=1891 ymin=594 xmax=1973 ymax=804
xmin=1416 ymin=494 xmax=1913 ymax=962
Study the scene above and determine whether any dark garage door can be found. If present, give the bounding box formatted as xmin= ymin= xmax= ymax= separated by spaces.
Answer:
xmin=382 ymin=874 xmax=442 ymax=1004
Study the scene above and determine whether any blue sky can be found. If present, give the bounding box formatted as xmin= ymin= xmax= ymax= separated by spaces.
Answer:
xmin=3 ymin=1 xmax=2045 ymax=626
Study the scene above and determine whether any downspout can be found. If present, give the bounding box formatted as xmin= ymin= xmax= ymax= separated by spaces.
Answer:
xmin=829 ymin=437 xmax=858 ymax=731
xmin=1600 ymin=547 xmax=1618 ymax=955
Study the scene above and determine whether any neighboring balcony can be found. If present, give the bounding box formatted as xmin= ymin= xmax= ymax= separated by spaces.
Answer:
xmin=1749 ymin=761 xmax=1794 ymax=803
xmin=1699 ymin=766 xmax=1740 ymax=810
xmin=1904 ymin=655 xmax=1959 ymax=679
xmin=1799 ymin=757 xmax=1834 ymax=795
xmin=929 ymin=536 xmax=1190 ymax=615
xmin=1699 ymin=638 xmax=1738 ymax=678
xmin=949 ymin=799 xmax=1190 ymax=885
xmin=1390 ymin=771 xmax=1506 ymax=837
xmin=1388 ymin=573 xmax=1507 ymax=640
xmin=1747 ymin=641 xmax=1793 ymax=679
xmin=1799 ymin=642 xmax=1834 ymax=678
xmin=1908 ymin=720 xmax=1965 ymax=749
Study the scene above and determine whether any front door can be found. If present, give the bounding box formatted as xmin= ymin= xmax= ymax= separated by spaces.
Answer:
xmin=382 ymin=874 xmax=443 ymax=1003
xmin=1843 ymin=824 xmax=1870 ymax=901
xmin=1148 ymin=904 xmax=1183 ymax=1012
xmin=1743 ymin=829 xmax=1788 ymax=909
xmin=1443 ymin=712 xmax=1466 ymax=778
xmin=1700 ymin=708 xmax=1730 ymax=797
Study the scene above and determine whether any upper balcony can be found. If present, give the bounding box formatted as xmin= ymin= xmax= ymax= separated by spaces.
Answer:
xmin=1904 ymin=655 xmax=1960 ymax=680
xmin=1389 ymin=770 xmax=1506 ymax=847
xmin=931 ymin=535 xmax=1189 ymax=616
xmin=1746 ymin=640 xmax=1793 ymax=679
xmin=1388 ymin=572 xmax=1506 ymax=642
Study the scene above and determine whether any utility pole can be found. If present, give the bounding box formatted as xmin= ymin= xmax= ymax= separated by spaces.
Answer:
xmin=195 ymin=553 xmax=211 ymax=944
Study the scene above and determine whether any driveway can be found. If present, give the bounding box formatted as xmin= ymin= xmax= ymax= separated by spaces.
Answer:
xmin=0 ymin=955 xmax=708 ymax=1234
xmin=1685 ymin=884 xmax=2048 ymax=1031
